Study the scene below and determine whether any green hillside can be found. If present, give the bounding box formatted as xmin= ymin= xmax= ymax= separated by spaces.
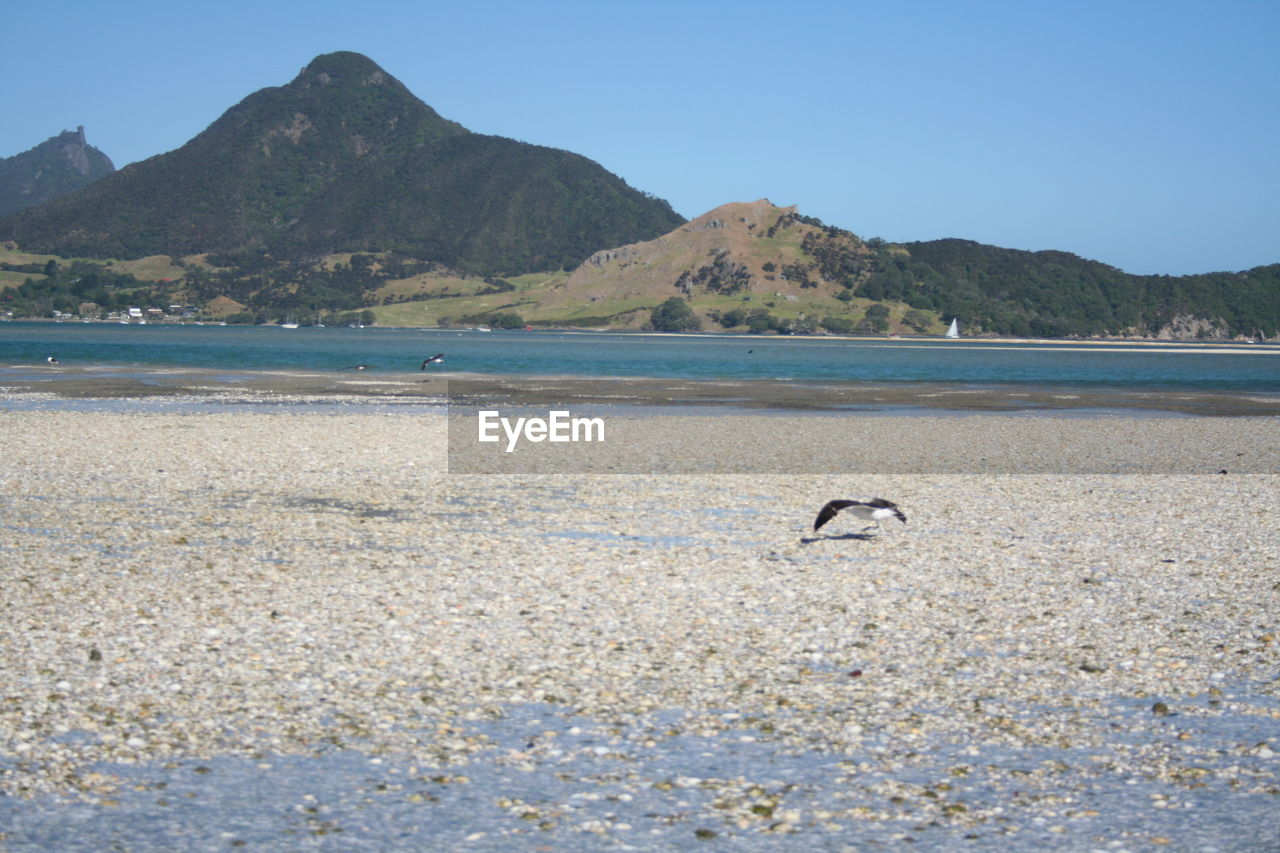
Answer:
xmin=867 ymin=238 xmax=1280 ymax=338
xmin=0 ymin=52 xmax=684 ymax=276
xmin=3 ymin=206 xmax=1276 ymax=339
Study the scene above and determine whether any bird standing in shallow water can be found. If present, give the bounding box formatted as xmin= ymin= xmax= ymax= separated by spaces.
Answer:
xmin=813 ymin=498 xmax=907 ymax=533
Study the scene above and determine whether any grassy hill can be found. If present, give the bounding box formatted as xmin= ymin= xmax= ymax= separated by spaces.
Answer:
xmin=530 ymin=199 xmax=932 ymax=333
xmin=347 ymin=200 xmax=940 ymax=334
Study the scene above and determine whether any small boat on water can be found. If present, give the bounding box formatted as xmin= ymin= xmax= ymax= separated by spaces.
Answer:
xmin=945 ymin=318 xmax=960 ymax=338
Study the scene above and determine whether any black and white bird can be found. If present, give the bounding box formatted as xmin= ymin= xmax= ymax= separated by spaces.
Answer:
xmin=420 ymin=353 xmax=446 ymax=370
xmin=46 ymin=356 xmax=60 ymax=365
xmin=813 ymin=498 xmax=907 ymax=533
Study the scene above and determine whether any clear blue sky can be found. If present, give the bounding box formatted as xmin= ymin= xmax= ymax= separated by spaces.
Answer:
xmin=4 ymin=0 xmax=1277 ymax=275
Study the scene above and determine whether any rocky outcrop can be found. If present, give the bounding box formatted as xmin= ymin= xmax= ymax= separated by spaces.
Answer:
xmin=1153 ymin=314 xmax=1230 ymax=340
xmin=0 ymin=126 xmax=115 ymax=217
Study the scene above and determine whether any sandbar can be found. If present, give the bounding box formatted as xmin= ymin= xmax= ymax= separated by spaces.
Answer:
xmin=1 ymin=406 xmax=1277 ymax=850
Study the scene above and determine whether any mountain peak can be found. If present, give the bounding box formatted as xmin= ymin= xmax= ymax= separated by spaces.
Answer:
xmin=0 ymin=126 xmax=115 ymax=217
xmin=296 ymin=51 xmax=395 ymax=88
xmin=684 ymin=199 xmax=795 ymax=233
xmin=0 ymin=53 xmax=683 ymax=272
xmin=302 ymin=50 xmax=383 ymax=73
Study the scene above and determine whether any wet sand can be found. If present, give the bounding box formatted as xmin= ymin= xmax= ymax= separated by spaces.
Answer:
xmin=447 ymin=409 xmax=1280 ymax=475
xmin=4 ymin=365 xmax=1280 ymax=417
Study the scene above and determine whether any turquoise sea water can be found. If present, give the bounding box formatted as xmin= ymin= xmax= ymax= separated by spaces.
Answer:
xmin=2 ymin=322 xmax=1278 ymax=391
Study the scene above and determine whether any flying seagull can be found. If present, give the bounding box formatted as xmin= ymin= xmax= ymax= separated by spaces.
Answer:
xmin=420 ymin=353 xmax=445 ymax=370
xmin=813 ymin=499 xmax=907 ymax=533
xmin=46 ymin=356 xmax=60 ymax=365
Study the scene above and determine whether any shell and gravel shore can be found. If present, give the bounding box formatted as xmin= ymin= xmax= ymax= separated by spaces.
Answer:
xmin=1 ymin=403 xmax=1278 ymax=850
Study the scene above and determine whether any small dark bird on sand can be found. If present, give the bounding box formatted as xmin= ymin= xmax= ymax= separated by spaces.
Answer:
xmin=813 ymin=499 xmax=907 ymax=533
xmin=420 ymin=353 xmax=446 ymax=370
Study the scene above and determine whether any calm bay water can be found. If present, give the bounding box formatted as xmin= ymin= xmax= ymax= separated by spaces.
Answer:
xmin=1 ymin=321 xmax=1278 ymax=391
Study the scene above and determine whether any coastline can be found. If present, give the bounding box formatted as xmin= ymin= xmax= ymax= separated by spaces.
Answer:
xmin=4 ymin=365 xmax=1280 ymax=417
xmin=6 ymin=316 xmax=1277 ymax=346
xmin=1 ymin=406 xmax=1278 ymax=850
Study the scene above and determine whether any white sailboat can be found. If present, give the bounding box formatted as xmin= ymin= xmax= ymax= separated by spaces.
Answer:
xmin=945 ymin=318 xmax=959 ymax=338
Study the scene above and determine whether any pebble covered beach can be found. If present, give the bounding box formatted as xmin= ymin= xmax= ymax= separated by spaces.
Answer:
xmin=2 ymin=400 xmax=1278 ymax=850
